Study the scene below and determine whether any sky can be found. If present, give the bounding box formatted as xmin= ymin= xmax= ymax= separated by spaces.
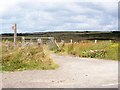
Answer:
xmin=0 ymin=0 xmax=118 ymax=33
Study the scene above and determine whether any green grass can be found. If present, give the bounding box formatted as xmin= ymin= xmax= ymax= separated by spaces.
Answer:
xmin=2 ymin=42 xmax=58 ymax=71
xmin=51 ymin=41 xmax=119 ymax=60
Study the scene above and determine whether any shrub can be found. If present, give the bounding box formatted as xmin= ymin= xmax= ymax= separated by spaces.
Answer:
xmin=2 ymin=43 xmax=58 ymax=71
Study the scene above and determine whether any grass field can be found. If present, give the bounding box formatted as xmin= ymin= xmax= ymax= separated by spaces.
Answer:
xmin=1 ymin=42 xmax=58 ymax=71
xmin=1 ymin=39 xmax=119 ymax=72
xmin=51 ymin=40 xmax=119 ymax=60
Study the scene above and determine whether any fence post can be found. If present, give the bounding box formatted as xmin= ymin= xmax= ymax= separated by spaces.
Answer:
xmin=60 ymin=39 xmax=65 ymax=52
xmin=12 ymin=23 xmax=17 ymax=48
xmin=95 ymin=40 xmax=97 ymax=44
xmin=37 ymin=38 xmax=42 ymax=46
xmin=51 ymin=37 xmax=54 ymax=43
xmin=6 ymin=41 xmax=10 ymax=51
xmin=61 ymin=40 xmax=64 ymax=44
xmin=54 ymin=40 xmax=60 ymax=49
xmin=70 ymin=39 xmax=73 ymax=44
xmin=22 ymin=37 xmax=25 ymax=47
xmin=30 ymin=39 xmax=33 ymax=45
xmin=109 ymin=40 xmax=112 ymax=43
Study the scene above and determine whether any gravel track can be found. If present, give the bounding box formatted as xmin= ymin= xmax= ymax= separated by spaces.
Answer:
xmin=1 ymin=54 xmax=118 ymax=88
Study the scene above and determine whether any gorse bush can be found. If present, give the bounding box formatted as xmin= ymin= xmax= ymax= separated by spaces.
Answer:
xmin=82 ymin=50 xmax=106 ymax=58
xmin=105 ymin=43 xmax=118 ymax=60
xmin=2 ymin=43 xmax=58 ymax=71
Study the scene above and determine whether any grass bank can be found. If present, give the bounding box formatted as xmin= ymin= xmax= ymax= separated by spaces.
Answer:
xmin=51 ymin=41 xmax=119 ymax=60
xmin=1 ymin=42 xmax=58 ymax=71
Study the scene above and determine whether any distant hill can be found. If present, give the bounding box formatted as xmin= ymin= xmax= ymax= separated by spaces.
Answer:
xmin=1 ymin=31 xmax=120 ymax=42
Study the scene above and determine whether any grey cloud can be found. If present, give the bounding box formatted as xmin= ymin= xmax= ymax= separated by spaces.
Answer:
xmin=0 ymin=2 xmax=118 ymax=33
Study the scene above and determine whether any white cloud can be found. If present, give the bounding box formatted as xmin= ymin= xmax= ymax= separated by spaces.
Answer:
xmin=0 ymin=0 xmax=118 ymax=33
xmin=0 ymin=0 xmax=23 ymax=14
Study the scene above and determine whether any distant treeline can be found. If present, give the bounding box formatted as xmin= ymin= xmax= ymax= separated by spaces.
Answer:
xmin=1 ymin=31 xmax=120 ymax=42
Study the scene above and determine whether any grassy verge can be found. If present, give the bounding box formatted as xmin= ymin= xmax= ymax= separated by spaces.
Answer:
xmin=51 ymin=41 xmax=119 ymax=61
xmin=1 ymin=42 xmax=58 ymax=71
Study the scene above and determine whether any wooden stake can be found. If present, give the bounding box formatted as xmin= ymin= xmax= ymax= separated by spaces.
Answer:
xmin=70 ymin=39 xmax=73 ymax=44
xmin=37 ymin=38 xmax=42 ymax=46
xmin=22 ymin=37 xmax=25 ymax=47
xmin=54 ymin=40 xmax=60 ymax=49
xmin=12 ymin=24 xmax=17 ymax=48
xmin=95 ymin=40 xmax=97 ymax=44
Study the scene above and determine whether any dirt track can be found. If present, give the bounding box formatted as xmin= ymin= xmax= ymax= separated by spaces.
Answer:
xmin=1 ymin=54 xmax=118 ymax=88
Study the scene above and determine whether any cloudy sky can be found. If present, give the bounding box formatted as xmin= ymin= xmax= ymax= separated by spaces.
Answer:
xmin=0 ymin=0 xmax=118 ymax=33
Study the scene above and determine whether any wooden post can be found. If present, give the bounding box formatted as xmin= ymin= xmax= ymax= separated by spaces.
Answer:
xmin=109 ymin=40 xmax=112 ymax=43
xmin=54 ymin=40 xmax=60 ymax=49
xmin=61 ymin=40 xmax=64 ymax=44
xmin=30 ymin=39 xmax=33 ymax=45
xmin=51 ymin=37 xmax=54 ymax=43
xmin=6 ymin=41 xmax=10 ymax=51
xmin=12 ymin=24 xmax=17 ymax=48
xmin=22 ymin=37 xmax=25 ymax=47
xmin=95 ymin=40 xmax=97 ymax=44
xmin=60 ymin=40 xmax=65 ymax=52
xmin=37 ymin=38 xmax=42 ymax=46
xmin=70 ymin=39 xmax=73 ymax=44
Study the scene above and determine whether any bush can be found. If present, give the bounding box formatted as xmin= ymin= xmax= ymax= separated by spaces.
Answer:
xmin=2 ymin=43 xmax=58 ymax=71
